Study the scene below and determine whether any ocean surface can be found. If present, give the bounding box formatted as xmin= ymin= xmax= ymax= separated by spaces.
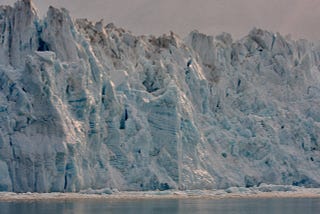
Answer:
xmin=1 ymin=198 xmax=320 ymax=214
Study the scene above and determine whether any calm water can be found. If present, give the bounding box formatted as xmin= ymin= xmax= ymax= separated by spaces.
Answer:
xmin=1 ymin=198 xmax=320 ymax=214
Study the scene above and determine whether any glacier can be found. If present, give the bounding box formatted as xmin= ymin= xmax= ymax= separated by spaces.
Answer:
xmin=0 ymin=0 xmax=320 ymax=193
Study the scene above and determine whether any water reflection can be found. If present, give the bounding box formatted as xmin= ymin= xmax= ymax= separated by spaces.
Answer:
xmin=1 ymin=198 xmax=320 ymax=214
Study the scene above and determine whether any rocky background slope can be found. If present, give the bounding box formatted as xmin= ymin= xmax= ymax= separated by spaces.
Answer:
xmin=0 ymin=0 xmax=320 ymax=192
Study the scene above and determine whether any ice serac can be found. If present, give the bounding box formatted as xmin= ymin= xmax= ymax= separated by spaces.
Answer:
xmin=1 ymin=0 xmax=320 ymax=192
xmin=0 ymin=0 xmax=39 ymax=68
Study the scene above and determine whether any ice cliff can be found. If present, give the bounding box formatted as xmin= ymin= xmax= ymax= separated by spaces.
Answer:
xmin=0 ymin=0 xmax=320 ymax=193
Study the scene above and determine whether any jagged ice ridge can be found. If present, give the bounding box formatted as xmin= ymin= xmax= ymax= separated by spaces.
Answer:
xmin=0 ymin=0 xmax=320 ymax=192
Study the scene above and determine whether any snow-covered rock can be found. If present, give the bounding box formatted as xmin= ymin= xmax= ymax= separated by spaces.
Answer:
xmin=0 ymin=0 xmax=320 ymax=192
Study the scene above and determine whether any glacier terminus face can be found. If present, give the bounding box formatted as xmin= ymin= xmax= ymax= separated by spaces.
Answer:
xmin=0 ymin=0 xmax=320 ymax=193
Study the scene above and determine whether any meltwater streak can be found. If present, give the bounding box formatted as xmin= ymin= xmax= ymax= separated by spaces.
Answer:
xmin=1 ymin=198 xmax=320 ymax=214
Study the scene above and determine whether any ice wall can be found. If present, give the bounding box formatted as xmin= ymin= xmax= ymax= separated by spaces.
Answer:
xmin=0 ymin=0 xmax=320 ymax=192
